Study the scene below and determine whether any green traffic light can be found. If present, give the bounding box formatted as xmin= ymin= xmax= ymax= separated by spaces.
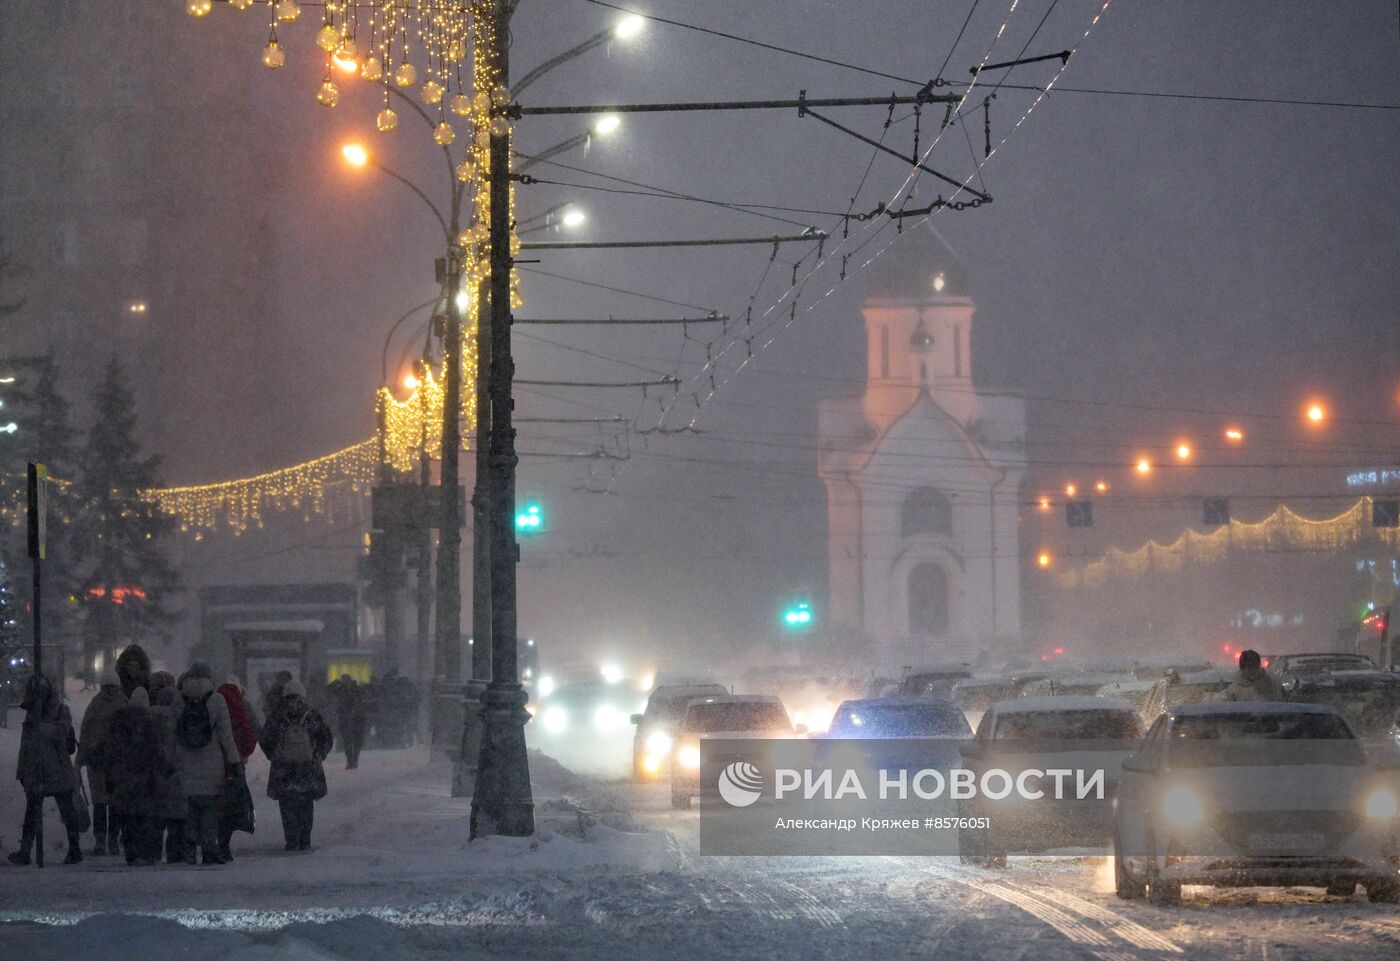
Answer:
xmin=781 ymin=600 xmax=813 ymax=629
xmin=516 ymin=502 xmax=544 ymax=534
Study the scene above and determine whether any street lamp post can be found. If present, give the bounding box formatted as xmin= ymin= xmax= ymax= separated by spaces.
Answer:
xmin=471 ymin=0 xmax=534 ymax=838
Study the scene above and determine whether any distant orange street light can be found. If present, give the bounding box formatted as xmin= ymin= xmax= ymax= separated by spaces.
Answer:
xmin=1224 ymin=427 xmax=1244 ymax=443
xmin=1037 ymin=551 xmax=1053 ymax=569
xmin=1064 ymin=483 xmax=1077 ymax=497
xmin=1176 ymin=443 xmax=1192 ymax=461
xmin=1037 ymin=496 xmax=1051 ymax=512
xmin=402 ymin=371 xmax=421 ymax=391
xmin=1135 ymin=457 xmax=1152 ymax=475
xmin=1095 ymin=480 xmax=1108 ymax=493
xmin=1306 ymin=403 xmax=1326 ymax=424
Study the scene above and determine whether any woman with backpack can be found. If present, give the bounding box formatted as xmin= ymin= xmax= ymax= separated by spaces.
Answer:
xmin=8 ymin=675 xmax=84 ymax=865
xmin=258 ymin=679 xmax=333 ymax=851
xmin=173 ymin=663 xmax=240 ymax=865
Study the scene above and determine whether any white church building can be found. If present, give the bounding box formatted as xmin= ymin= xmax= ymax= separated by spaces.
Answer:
xmin=818 ymin=245 xmax=1026 ymax=666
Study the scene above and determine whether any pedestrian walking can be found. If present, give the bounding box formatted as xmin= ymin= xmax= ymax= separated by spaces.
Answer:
xmin=327 ymin=674 xmax=366 ymax=769
xmin=8 ymin=676 xmax=83 ymax=865
xmin=151 ymin=684 xmax=188 ymax=863
xmin=1220 ymin=650 xmax=1284 ymax=702
xmin=173 ymin=663 xmax=240 ymax=866
xmin=104 ymin=688 xmax=169 ymax=866
xmin=259 ymin=679 xmax=333 ymax=851
xmin=260 ymin=669 xmax=293 ymax=723
xmin=216 ymin=676 xmax=260 ymax=860
xmin=76 ymin=667 xmax=125 ymax=855
xmin=115 ymin=644 xmax=152 ymax=699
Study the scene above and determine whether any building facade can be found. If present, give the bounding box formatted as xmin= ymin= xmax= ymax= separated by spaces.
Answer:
xmin=818 ymin=249 xmax=1025 ymax=666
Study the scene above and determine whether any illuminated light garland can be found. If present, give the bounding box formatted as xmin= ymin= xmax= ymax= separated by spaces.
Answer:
xmin=376 ymin=319 xmax=478 ymax=475
xmin=1058 ymin=498 xmax=1400 ymax=589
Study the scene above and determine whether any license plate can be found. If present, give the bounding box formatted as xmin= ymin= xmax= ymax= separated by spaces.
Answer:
xmin=1248 ymin=831 xmax=1326 ymax=851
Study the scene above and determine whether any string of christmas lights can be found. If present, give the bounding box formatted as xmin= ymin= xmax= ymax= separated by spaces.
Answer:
xmin=1059 ymin=497 xmax=1400 ymax=589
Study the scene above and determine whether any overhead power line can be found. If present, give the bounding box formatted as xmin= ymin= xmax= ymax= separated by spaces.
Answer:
xmin=517 ymin=377 xmax=680 ymax=389
xmin=521 ymin=232 xmax=827 ymax=251
xmin=516 ymin=315 xmax=727 ymax=325
xmin=512 ymin=92 xmax=960 ymax=117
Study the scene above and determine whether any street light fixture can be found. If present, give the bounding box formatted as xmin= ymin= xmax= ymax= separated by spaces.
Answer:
xmin=593 ymin=114 xmax=621 ymax=136
xmin=512 ymin=16 xmax=646 ymax=95
xmin=561 ymin=208 xmax=587 ymax=228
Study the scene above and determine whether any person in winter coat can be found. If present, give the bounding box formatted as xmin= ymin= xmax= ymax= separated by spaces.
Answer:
xmin=215 ymin=677 xmax=260 ymax=861
xmin=1220 ymin=649 xmax=1284 ymax=702
xmin=8 ymin=676 xmax=83 ymax=865
xmin=261 ymin=670 xmax=293 ymax=724
xmin=151 ymin=685 xmax=188 ymax=863
xmin=327 ymin=674 xmax=366 ymax=769
xmin=76 ymin=668 xmax=125 ymax=855
xmin=258 ymin=679 xmax=333 ymax=851
xmin=104 ymin=688 xmax=169 ymax=866
xmin=115 ymin=644 xmax=152 ymax=699
xmin=173 ymin=663 xmax=240 ymax=865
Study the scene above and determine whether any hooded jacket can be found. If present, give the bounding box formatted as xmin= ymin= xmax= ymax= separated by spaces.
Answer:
xmin=115 ymin=645 xmax=152 ymax=699
xmin=15 ymin=678 xmax=77 ymax=795
xmin=259 ymin=693 xmax=334 ymax=801
xmin=1220 ymin=666 xmax=1284 ymax=702
xmin=173 ymin=675 xmax=239 ymax=797
xmin=76 ymin=685 xmax=127 ymax=803
xmin=104 ymin=688 xmax=171 ymax=815
xmin=151 ymin=686 xmax=188 ymax=819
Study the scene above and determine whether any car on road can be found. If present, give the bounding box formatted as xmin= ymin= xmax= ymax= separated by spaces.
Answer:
xmin=528 ymin=680 xmax=647 ymax=776
xmin=670 ymin=694 xmax=799 ymax=809
xmin=1288 ymin=671 xmax=1400 ymax=740
xmin=823 ymin=696 xmax=973 ymax=739
xmin=1019 ymin=672 xmax=1137 ymax=699
xmin=629 ymin=682 xmax=729 ymax=781
xmin=897 ymin=664 xmax=975 ymax=699
xmin=1112 ymin=701 xmax=1400 ymax=905
xmin=958 ymin=696 xmax=1144 ymax=865
xmin=1267 ymin=652 xmax=1377 ymax=691
xmin=1138 ymin=668 xmax=1235 ymax=723
xmin=1096 ymin=679 xmax=1159 ymax=720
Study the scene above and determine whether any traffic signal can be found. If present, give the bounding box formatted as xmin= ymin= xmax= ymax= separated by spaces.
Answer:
xmin=515 ymin=499 xmax=546 ymax=535
xmin=782 ymin=599 xmax=814 ymax=630
xmin=1066 ymin=500 xmax=1093 ymax=528
xmin=1203 ymin=497 xmax=1230 ymax=527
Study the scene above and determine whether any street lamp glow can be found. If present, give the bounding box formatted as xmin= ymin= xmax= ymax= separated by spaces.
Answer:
xmin=1064 ymin=483 xmax=1077 ymax=497
xmin=1037 ymin=496 xmax=1051 ymax=512
xmin=1037 ymin=551 xmax=1052 ymax=569
xmin=1306 ymin=403 xmax=1326 ymax=424
xmin=600 ymin=663 xmax=624 ymax=685
xmin=1135 ymin=457 xmax=1152 ymax=476
xmin=614 ymin=14 xmax=645 ymax=39
xmin=561 ymin=208 xmax=587 ymax=228
xmin=455 ymin=289 xmax=470 ymax=313
xmin=332 ymin=51 xmax=359 ymax=73
xmin=1095 ymin=480 xmax=1108 ymax=493
xmin=1224 ymin=427 xmax=1244 ymax=443
xmin=402 ymin=371 xmax=421 ymax=391
xmin=341 ymin=143 xmax=368 ymax=167
xmin=593 ymin=114 xmax=621 ymax=136
xmin=1175 ymin=443 xmax=1192 ymax=461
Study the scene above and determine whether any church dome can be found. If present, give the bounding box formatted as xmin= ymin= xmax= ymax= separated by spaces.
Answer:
xmin=861 ymin=227 xmax=968 ymax=301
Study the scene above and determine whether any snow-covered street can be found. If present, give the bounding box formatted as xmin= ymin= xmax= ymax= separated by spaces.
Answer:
xmin=3 ymin=731 xmax=1398 ymax=961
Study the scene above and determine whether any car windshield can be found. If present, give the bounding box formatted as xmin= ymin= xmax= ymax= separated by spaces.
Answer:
xmin=1167 ymin=711 xmax=1365 ymax=765
xmin=828 ymin=703 xmax=971 ymax=738
xmin=900 ymin=672 xmax=971 ymax=697
xmin=649 ymin=689 xmax=724 ymax=723
xmin=685 ymin=702 xmax=790 ymax=733
xmin=993 ymin=710 xmax=1142 ymax=740
xmin=954 ymin=684 xmax=1018 ymax=713
xmin=1163 ymin=680 xmax=1231 ymax=708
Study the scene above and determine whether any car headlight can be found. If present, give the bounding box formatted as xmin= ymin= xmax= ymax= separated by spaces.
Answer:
xmin=542 ymin=706 xmax=568 ymax=734
xmin=642 ymin=754 xmax=663 ymax=774
xmin=678 ymin=745 xmax=701 ymax=768
xmin=645 ymin=731 xmax=674 ymax=755
xmin=1364 ymin=786 xmax=1398 ymax=820
xmin=1161 ymin=784 xmax=1205 ymax=828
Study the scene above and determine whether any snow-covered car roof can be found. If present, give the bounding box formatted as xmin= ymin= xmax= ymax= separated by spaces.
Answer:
xmin=990 ymin=696 xmax=1137 ymax=714
xmin=952 ymin=677 xmax=1020 ymax=690
xmin=651 ymin=683 xmax=728 ymax=699
xmin=1172 ymin=668 xmax=1235 ymax=684
xmin=900 ymin=663 xmax=974 ymax=676
xmin=1168 ymin=701 xmax=1341 ymax=716
xmin=1098 ymin=679 xmax=1157 ymax=694
xmin=837 ymin=696 xmax=961 ymax=709
xmin=689 ymin=693 xmax=783 ymax=705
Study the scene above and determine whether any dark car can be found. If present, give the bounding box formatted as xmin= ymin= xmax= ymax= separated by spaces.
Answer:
xmin=629 ymin=683 xmax=728 ymax=781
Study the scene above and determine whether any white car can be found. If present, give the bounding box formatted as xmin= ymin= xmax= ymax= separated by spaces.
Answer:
xmin=669 ymin=694 xmax=799 ymax=809
xmin=1113 ymin=702 xmax=1400 ymax=904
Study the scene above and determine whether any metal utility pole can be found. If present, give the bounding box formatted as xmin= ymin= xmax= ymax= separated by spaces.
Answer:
xmin=432 ymin=207 xmax=466 ymax=750
xmin=26 ymin=463 xmax=46 ymax=868
xmin=454 ymin=276 xmax=493 ymax=797
xmin=471 ymin=0 xmax=535 ymax=838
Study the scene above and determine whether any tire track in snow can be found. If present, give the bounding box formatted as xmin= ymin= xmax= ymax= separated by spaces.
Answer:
xmin=998 ymin=877 xmax=1182 ymax=953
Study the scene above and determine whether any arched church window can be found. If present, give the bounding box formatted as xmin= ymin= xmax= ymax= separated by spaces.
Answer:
xmin=901 ymin=486 xmax=952 ymax=537
xmin=908 ymin=562 xmax=950 ymax=636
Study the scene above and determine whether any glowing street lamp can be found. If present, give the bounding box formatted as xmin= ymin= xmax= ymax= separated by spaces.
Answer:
xmin=1175 ymin=443 xmax=1192 ymax=461
xmin=1224 ymin=427 xmax=1244 ymax=443
xmin=1037 ymin=551 xmax=1053 ymax=569
xmin=1135 ymin=457 xmax=1152 ymax=476
xmin=402 ymin=370 xmax=421 ymax=392
xmin=614 ymin=14 xmax=645 ymax=39
xmin=1095 ymin=480 xmax=1108 ymax=493
xmin=561 ymin=208 xmax=587 ymax=228
xmin=341 ymin=142 xmax=368 ymax=167
xmin=1064 ymin=483 xmax=1077 ymax=497
xmin=593 ymin=114 xmax=622 ymax=136
xmin=1306 ymin=403 xmax=1326 ymax=424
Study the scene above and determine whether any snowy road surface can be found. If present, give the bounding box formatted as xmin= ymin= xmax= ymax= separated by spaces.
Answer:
xmin=1 ymin=738 xmax=1398 ymax=960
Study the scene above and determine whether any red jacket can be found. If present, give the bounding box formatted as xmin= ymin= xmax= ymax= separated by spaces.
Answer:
xmin=218 ymin=683 xmax=259 ymax=763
